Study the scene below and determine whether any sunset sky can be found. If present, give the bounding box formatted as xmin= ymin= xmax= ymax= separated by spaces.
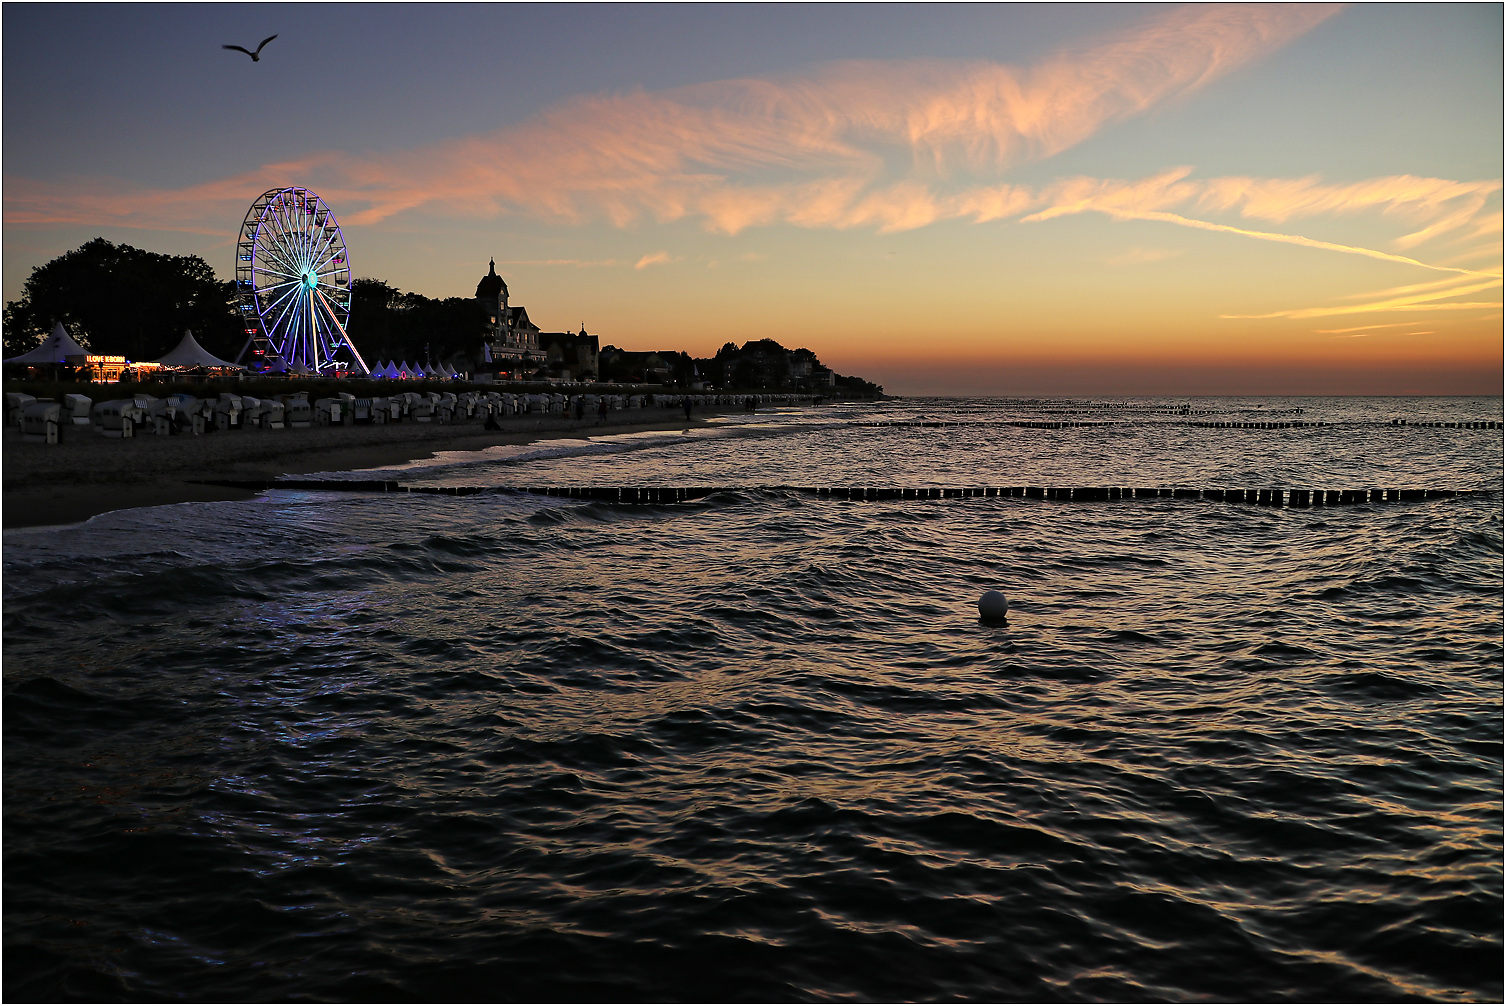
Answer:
xmin=4 ymin=3 xmax=1501 ymax=395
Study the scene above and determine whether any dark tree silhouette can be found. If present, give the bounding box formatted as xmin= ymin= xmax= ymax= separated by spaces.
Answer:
xmin=346 ymin=277 xmax=488 ymax=369
xmin=3 ymin=238 xmax=240 ymax=361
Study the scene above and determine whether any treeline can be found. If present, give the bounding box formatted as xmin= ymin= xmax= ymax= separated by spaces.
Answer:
xmin=0 ymin=239 xmax=489 ymax=367
xmin=596 ymin=337 xmax=881 ymax=395
xmin=346 ymin=279 xmax=488 ymax=371
xmin=2 ymin=238 xmax=243 ymax=361
xmin=4 ymin=240 xmax=882 ymax=394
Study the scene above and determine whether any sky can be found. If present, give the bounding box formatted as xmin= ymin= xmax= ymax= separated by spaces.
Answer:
xmin=3 ymin=2 xmax=1501 ymax=395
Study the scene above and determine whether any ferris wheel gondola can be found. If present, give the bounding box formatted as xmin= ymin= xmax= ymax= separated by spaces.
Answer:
xmin=234 ymin=187 xmax=368 ymax=375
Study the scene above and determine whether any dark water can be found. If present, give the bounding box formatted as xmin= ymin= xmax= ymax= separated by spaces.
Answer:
xmin=5 ymin=396 xmax=1502 ymax=1002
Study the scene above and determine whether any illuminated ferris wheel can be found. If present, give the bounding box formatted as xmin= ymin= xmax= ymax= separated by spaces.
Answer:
xmin=234 ymin=186 xmax=368 ymax=374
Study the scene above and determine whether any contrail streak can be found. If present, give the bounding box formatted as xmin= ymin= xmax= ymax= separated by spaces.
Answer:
xmin=1089 ymin=208 xmax=1499 ymax=278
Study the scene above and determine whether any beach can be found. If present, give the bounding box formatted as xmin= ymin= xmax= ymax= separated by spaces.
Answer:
xmin=1 ymin=406 xmax=739 ymax=529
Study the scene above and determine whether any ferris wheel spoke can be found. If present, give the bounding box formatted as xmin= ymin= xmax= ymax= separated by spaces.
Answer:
xmin=264 ymin=202 xmax=296 ymax=248
xmin=259 ymin=241 xmax=300 ymax=274
xmin=256 ymin=260 xmax=299 ymax=279
xmin=266 ymin=288 xmax=306 ymax=348
xmin=255 ymin=265 xmax=302 ymax=282
xmin=310 ymin=239 xmax=341 ymax=277
xmin=269 ymin=209 xmax=305 ymax=268
xmin=261 ymin=279 xmax=303 ymax=315
xmin=308 ymin=222 xmax=341 ymax=265
xmin=295 ymin=196 xmax=318 ymax=257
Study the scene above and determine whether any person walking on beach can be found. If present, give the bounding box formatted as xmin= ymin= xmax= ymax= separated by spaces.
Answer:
xmin=575 ymin=398 xmax=585 ymax=420
xmin=597 ymin=398 xmax=608 ymax=425
xmin=683 ymin=397 xmax=693 ymax=421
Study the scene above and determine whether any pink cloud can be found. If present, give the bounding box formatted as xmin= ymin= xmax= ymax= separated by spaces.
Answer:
xmin=5 ymin=4 xmax=1342 ymax=236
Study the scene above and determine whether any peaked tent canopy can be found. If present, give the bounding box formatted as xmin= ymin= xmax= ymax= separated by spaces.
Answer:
xmin=150 ymin=329 xmax=241 ymax=369
xmin=5 ymin=322 xmax=88 ymax=364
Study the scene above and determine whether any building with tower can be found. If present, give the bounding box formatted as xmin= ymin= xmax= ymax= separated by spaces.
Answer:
xmin=476 ymin=259 xmax=547 ymax=378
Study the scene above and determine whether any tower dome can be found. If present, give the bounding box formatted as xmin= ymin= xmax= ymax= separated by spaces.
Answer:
xmin=475 ymin=258 xmax=507 ymax=300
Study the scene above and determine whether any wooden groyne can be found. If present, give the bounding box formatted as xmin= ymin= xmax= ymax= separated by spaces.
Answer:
xmin=191 ymin=480 xmax=1480 ymax=507
xmin=855 ymin=419 xmax=1501 ymax=429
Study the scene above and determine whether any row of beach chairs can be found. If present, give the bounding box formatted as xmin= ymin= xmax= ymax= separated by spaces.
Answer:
xmin=5 ymin=390 xmax=798 ymax=444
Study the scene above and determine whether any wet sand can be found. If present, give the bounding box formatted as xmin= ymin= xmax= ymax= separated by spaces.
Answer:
xmin=2 ymin=408 xmax=733 ymax=529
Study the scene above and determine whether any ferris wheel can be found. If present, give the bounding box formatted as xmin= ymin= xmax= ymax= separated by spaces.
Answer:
xmin=234 ymin=186 xmax=368 ymax=374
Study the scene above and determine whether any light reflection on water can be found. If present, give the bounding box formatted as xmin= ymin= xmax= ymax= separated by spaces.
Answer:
xmin=3 ymin=396 xmax=1500 ymax=1001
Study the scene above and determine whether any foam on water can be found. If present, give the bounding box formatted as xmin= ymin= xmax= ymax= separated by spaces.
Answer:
xmin=4 ymin=396 xmax=1501 ymax=1001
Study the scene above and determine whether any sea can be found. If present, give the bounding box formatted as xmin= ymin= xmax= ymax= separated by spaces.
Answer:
xmin=4 ymin=395 xmax=1502 ymax=1002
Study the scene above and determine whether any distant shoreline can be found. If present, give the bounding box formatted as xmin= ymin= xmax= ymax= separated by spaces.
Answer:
xmin=1 ymin=406 xmax=753 ymax=530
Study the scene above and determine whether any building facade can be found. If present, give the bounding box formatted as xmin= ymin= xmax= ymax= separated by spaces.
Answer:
xmin=537 ymin=328 xmax=600 ymax=383
xmin=476 ymin=259 xmax=547 ymax=377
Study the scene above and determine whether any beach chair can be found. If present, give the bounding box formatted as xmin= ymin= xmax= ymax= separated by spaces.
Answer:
xmin=278 ymin=394 xmax=311 ymax=428
xmin=143 ymin=397 xmax=178 ymax=435
xmin=313 ymin=398 xmax=341 ymax=426
xmin=63 ymin=394 xmax=93 ymax=425
xmin=166 ymin=395 xmax=199 ymax=434
xmin=7 ymin=392 xmax=37 ymax=427
xmin=21 ymin=401 xmax=63 ymax=444
xmin=215 ymin=394 xmax=244 ymax=431
xmin=243 ymin=398 xmax=282 ymax=430
xmin=92 ymin=399 xmax=145 ymax=438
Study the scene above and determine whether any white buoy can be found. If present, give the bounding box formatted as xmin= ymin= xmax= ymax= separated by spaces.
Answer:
xmin=978 ymin=589 xmax=1009 ymax=620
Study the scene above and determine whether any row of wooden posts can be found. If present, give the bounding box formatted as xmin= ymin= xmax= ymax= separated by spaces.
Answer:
xmin=856 ymin=419 xmax=1499 ymax=429
xmin=194 ymin=480 xmax=1476 ymax=507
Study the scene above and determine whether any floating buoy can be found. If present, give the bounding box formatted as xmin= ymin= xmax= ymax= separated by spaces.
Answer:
xmin=978 ymin=590 xmax=1009 ymax=620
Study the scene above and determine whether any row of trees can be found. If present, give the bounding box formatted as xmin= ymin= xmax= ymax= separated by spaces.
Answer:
xmin=2 ymin=238 xmax=244 ymax=362
xmin=1 ymin=239 xmax=489 ymax=369
xmin=4 ymin=239 xmax=883 ymax=395
xmin=346 ymin=279 xmax=487 ymax=371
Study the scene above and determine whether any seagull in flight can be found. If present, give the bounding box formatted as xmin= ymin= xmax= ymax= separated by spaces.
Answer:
xmin=222 ymin=34 xmax=277 ymax=61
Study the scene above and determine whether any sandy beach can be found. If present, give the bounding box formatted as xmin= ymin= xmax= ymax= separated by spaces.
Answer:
xmin=2 ymin=407 xmax=739 ymax=529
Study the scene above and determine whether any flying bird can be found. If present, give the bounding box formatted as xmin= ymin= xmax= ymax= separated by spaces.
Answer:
xmin=222 ymin=34 xmax=277 ymax=61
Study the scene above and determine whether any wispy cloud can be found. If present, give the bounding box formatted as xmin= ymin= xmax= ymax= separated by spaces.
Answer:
xmin=1222 ymin=275 xmax=1504 ymax=320
xmin=12 ymin=2 xmax=1496 ymax=299
xmin=1228 ymin=269 xmax=1499 ymax=320
xmin=1020 ymin=167 xmax=1501 ymax=274
xmin=634 ymin=251 xmax=676 ymax=269
xmin=1313 ymin=322 xmax=1417 ymax=334
xmin=6 ymin=4 xmax=1342 ymax=237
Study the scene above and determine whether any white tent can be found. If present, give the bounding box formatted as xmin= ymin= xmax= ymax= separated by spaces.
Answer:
xmin=382 ymin=360 xmax=401 ymax=379
xmin=397 ymin=361 xmax=414 ymax=379
xmin=149 ymin=329 xmax=241 ymax=369
xmin=5 ymin=322 xmax=88 ymax=364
